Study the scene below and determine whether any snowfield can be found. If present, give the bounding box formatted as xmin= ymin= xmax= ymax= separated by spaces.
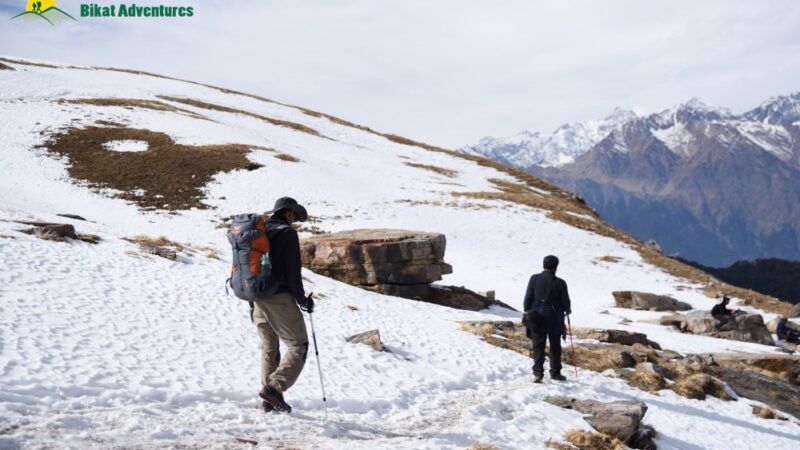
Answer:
xmin=1 ymin=57 xmax=798 ymax=449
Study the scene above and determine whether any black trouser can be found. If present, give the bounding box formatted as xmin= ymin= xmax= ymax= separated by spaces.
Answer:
xmin=531 ymin=330 xmax=562 ymax=376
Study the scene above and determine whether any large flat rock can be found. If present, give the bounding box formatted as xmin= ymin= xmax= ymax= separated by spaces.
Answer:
xmin=300 ymin=229 xmax=452 ymax=285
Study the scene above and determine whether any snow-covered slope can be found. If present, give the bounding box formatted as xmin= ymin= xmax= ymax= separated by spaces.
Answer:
xmin=460 ymin=107 xmax=638 ymax=168
xmin=1 ymin=57 xmax=798 ymax=449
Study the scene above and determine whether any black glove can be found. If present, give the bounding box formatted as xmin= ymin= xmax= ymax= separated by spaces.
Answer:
xmin=298 ymin=294 xmax=315 ymax=314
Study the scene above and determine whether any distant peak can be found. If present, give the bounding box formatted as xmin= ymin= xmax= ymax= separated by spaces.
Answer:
xmin=604 ymin=106 xmax=638 ymax=122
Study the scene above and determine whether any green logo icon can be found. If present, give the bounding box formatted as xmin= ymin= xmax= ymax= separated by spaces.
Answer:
xmin=11 ymin=1 xmax=77 ymax=25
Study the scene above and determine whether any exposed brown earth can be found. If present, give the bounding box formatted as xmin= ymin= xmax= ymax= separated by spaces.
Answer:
xmin=404 ymin=162 xmax=458 ymax=178
xmin=57 ymin=98 xmax=207 ymax=120
xmin=0 ymin=61 xmax=14 ymax=71
xmin=156 ymin=95 xmax=322 ymax=137
xmin=42 ymin=126 xmax=262 ymax=210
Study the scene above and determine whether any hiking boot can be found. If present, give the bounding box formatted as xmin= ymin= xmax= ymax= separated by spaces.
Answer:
xmin=261 ymin=400 xmax=274 ymax=413
xmin=550 ymin=373 xmax=567 ymax=381
xmin=259 ymin=386 xmax=292 ymax=413
xmin=533 ymin=373 xmax=544 ymax=383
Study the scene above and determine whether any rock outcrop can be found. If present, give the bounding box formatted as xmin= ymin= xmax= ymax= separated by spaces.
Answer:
xmin=300 ymin=229 xmax=512 ymax=311
xmin=612 ymin=291 xmax=692 ymax=311
xmin=462 ymin=321 xmax=800 ymax=418
xmin=660 ymin=311 xmax=774 ymax=345
xmin=545 ymin=397 xmax=654 ymax=448
xmin=574 ymin=328 xmax=661 ymax=349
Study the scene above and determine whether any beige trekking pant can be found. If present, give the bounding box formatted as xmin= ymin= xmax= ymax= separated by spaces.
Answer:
xmin=253 ymin=292 xmax=309 ymax=392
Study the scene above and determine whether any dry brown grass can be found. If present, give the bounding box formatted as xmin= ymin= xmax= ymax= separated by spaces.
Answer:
xmin=123 ymin=235 xmax=183 ymax=250
xmin=404 ymin=162 xmax=458 ymax=178
xmin=562 ymin=430 xmax=625 ymax=450
xmin=595 ymin=255 xmax=623 ymax=264
xmin=751 ymin=405 xmax=787 ymax=420
xmin=671 ymin=374 xmax=734 ymax=401
xmin=0 ymin=57 xmax=59 ymax=68
xmin=274 ymin=153 xmax=301 ymax=163
xmin=26 ymin=227 xmax=66 ymax=242
xmin=346 ymin=304 xmax=359 ymax=311
xmin=627 ymin=365 xmax=666 ymax=393
xmin=76 ymin=233 xmax=101 ymax=244
xmin=58 ymin=98 xmax=207 ymax=120
xmin=468 ymin=445 xmax=500 ymax=450
xmin=157 ymin=95 xmax=323 ymax=137
xmin=0 ymin=232 xmax=16 ymax=239
xmin=43 ymin=126 xmax=262 ymax=210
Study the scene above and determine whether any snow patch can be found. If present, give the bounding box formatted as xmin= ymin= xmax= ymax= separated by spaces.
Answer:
xmin=102 ymin=140 xmax=149 ymax=152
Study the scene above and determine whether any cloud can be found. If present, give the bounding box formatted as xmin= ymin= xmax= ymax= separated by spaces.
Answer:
xmin=1 ymin=0 xmax=799 ymax=147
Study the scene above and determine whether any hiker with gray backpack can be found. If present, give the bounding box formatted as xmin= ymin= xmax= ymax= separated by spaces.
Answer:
xmin=227 ymin=197 xmax=314 ymax=413
xmin=523 ymin=255 xmax=572 ymax=383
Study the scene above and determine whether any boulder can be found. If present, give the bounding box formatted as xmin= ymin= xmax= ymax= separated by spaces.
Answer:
xmin=708 ymin=366 xmax=800 ymax=419
xmin=346 ymin=329 xmax=385 ymax=352
xmin=790 ymin=303 xmax=800 ymax=318
xmin=574 ymin=328 xmax=661 ymax=349
xmin=545 ymin=397 xmax=649 ymax=445
xmin=21 ymin=222 xmax=76 ymax=240
xmin=661 ymin=312 xmax=774 ymax=346
xmin=613 ymin=291 xmax=692 ymax=311
xmin=301 ymin=229 xmax=513 ymax=311
xmin=300 ymin=229 xmax=452 ymax=285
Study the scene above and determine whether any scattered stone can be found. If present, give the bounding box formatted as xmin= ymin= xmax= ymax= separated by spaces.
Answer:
xmin=613 ymin=291 xmax=692 ymax=311
xmin=346 ymin=329 xmax=385 ymax=352
xmin=671 ymin=373 xmax=734 ymax=401
xmin=20 ymin=222 xmax=76 ymax=239
xmin=346 ymin=304 xmax=359 ymax=311
xmin=751 ymin=405 xmax=787 ymax=420
xmin=463 ymin=320 xmax=800 ymax=415
xmin=56 ymin=213 xmax=87 ymax=221
xmin=0 ymin=62 xmax=14 ymax=71
xmin=660 ymin=311 xmax=774 ymax=345
xmin=545 ymin=397 xmax=649 ymax=446
xmin=139 ymin=245 xmax=178 ymax=261
xmin=789 ymin=303 xmax=800 ymax=318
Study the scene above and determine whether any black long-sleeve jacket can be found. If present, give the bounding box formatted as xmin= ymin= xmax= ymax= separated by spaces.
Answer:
xmin=523 ymin=270 xmax=571 ymax=315
xmin=266 ymin=216 xmax=305 ymax=302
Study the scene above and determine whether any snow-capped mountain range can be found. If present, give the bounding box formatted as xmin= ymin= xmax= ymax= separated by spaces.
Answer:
xmin=461 ymin=107 xmax=639 ymax=168
xmin=461 ymin=94 xmax=800 ymax=266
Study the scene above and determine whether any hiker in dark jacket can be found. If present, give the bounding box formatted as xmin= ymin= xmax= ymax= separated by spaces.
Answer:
xmin=711 ymin=296 xmax=733 ymax=318
xmin=523 ymin=255 xmax=571 ymax=383
xmin=776 ymin=317 xmax=800 ymax=344
xmin=253 ymin=197 xmax=314 ymax=413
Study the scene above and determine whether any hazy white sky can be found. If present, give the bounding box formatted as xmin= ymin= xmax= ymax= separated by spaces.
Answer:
xmin=1 ymin=0 xmax=799 ymax=147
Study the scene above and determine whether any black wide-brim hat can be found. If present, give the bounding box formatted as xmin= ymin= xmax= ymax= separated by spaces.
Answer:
xmin=266 ymin=196 xmax=308 ymax=222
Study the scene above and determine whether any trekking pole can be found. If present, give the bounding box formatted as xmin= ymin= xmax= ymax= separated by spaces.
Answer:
xmin=308 ymin=310 xmax=328 ymax=422
xmin=567 ymin=315 xmax=578 ymax=377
